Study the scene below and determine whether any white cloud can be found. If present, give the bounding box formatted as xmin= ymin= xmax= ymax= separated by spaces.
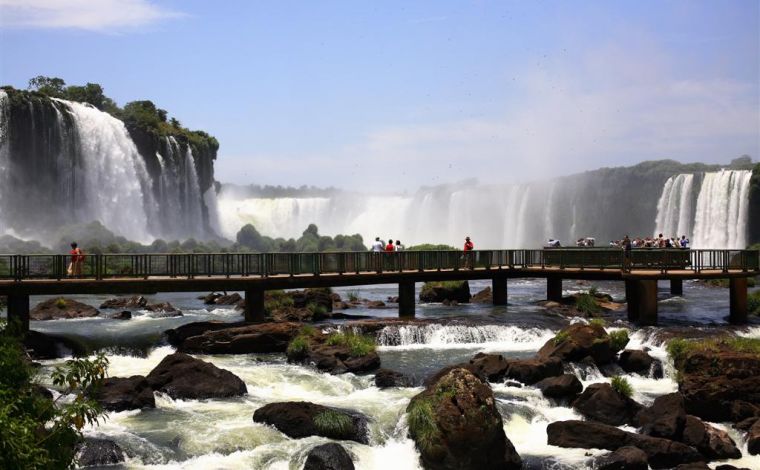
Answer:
xmin=0 ymin=0 xmax=183 ymax=31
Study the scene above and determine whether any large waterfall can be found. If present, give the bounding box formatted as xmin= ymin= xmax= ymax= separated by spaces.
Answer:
xmin=654 ymin=169 xmax=753 ymax=248
xmin=0 ymin=91 xmax=217 ymax=243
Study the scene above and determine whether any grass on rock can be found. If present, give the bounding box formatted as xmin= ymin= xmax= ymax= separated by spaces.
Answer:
xmin=553 ymin=330 xmax=570 ymax=345
xmin=325 ymin=331 xmax=376 ymax=357
xmin=313 ymin=409 xmax=354 ymax=437
xmin=608 ymin=330 xmax=630 ymax=351
xmin=610 ymin=376 xmax=633 ymax=398
xmin=575 ymin=293 xmax=602 ymax=315
xmin=407 ymin=399 xmax=440 ymax=453
xmin=667 ymin=336 xmax=760 ymax=367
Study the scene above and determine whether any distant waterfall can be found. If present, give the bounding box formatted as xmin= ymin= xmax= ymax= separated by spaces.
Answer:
xmin=654 ymin=174 xmax=695 ymax=238
xmin=654 ymin=170 xmax=752 ymax=248
xmin=693 ymin=170 xmax=753 ymax=248
xmin=154 ymin=137 xmax=205 ymax=239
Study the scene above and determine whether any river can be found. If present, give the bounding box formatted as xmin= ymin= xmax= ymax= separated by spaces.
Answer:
xmin=28 ymin=279 xmax=760 ymax=469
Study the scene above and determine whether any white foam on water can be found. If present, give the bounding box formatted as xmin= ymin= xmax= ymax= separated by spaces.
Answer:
xmin=376 ymin=324 xmax=555 ymax=351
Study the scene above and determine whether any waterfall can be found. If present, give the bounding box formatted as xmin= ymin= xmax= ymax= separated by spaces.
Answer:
xmin=693 ymin=170 xmax=753 ymax=248
xmin=654 ymin=173 xmax=695 ymax=238
xmin=653 ymin=170 xmax=752 ymax=248
xmin=375 ymin=324 xmax=555 ymax=350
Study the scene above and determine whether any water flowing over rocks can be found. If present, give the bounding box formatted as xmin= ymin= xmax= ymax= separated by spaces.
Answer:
xmin=681 ymin=415 xmax=741 ymax=460
xmin=30 ymin=298 xmax=99 ymax=320
xmin=164 ymin=320 xmax=246 ymax=347
xmin=286 ymin=329 xmax=380 ymax=375
xmin=100 ymin=296 xmax=148 ymax=309
xmin=144 ymin=302 xmax=182 ymax=317
xmin=201 ymin=292 xmax=242 ymax=306
xmin=76 ymin=437 xmax=126 ymax=467
xmin=92 ymin=375 xmax=156 ymax=412
xmin=146 ymin=352 xmax=247 ymax=399
xmin=537 ymin=323 xmax=623 ymax=366
xmin=177 ymin=322 xmax=302 ymax=354
xmin=374 ymin=368 xmax=414 ymax=388
xmin=547 ymin=420 xmax=703 ymax=469
xmin=303 ymin=443 xmax=355 ymax=470
xmin=253 ymin=402 xmax=370 ymax=444
xmin=572 ymin=382 xmax=643 ymax=426
xmin=407 ymin=367 xmax=521 ymax=470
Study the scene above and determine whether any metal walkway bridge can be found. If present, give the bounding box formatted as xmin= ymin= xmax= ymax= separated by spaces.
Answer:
xmin=1 ymin=248 xmax=757 ymax=330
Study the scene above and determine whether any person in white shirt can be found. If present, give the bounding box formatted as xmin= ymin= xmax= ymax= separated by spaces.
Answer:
xmin=395 ymin=240 xmax=404 ymax=251
xmin=371 ymin=237 xmax=384 ymax=252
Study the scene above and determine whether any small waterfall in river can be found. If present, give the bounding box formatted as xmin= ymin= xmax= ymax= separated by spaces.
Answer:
xmin=654 ymin=169 xmax=752 ymax=248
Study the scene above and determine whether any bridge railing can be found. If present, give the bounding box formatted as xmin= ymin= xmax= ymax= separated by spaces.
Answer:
xmin=0 ymin=249 xmax=757 ymax=280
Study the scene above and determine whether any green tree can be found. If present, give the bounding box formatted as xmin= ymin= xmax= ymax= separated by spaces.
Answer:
xmin=64 ymin=83 xmax=118 ymax=113
xmin=0 ymin=321 xmax=109 ymax=469
xmin=236 ymin=224 xmax=272 ymax=252
xmin=28 ymin=76 xmax=66 ymax=98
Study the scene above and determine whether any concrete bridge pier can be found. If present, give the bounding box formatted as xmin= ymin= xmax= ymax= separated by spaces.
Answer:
xmin=547 ymin=278 xmax=563 ymax=302
xmin=492 ymin=276 xmax=508 ymax=306
xmin=670 ymin=279 xmax=683 ymax=296
xmin=6 ymin=293 xmax=30 ymax=333
xmin=625 ymin=280 xmax=658 ymax=326
xmin=399 ymin=281 xmax=415 ymax=318
xmin=244 ymin=288 xmax=266 ymax=322
xmin=729 ymin=277 xmax=748 ymax=324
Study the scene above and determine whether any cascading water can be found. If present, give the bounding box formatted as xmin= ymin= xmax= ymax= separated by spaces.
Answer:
xmin=654 ymin=169 xmax=752 ymax=248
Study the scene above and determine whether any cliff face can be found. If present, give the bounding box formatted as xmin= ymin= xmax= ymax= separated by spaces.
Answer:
xmin=748 ymin=164 xmax=760 ymax=246
xmin=0 ymin=87 xmax=219 ymax=242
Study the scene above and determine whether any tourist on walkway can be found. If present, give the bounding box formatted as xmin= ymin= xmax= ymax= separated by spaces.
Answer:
xmin=463 ymin=236 xmax=474 ymax=269
xmin=385 ymin=239 xmax=395 ymax=252
xmin=371 ymin=237 xmax=384 ymax=252
xmin=395 ymin=240 xmax=404 ymax=251
xmin=69 ymin=242 xmax=84 ymax=276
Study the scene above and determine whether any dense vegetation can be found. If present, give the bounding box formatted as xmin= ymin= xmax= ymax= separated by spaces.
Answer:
xmin=0 ymin=321 xmax=109 ymax=469
xmin=4 ymin=76 xmax=218 ymax=151
xmin=236 ymin=223 xmax=366 ymax=252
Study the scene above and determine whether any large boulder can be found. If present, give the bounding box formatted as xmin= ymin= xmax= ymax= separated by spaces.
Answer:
xmin=291 ymin=288 xmax=334 ymax=312
xmin=99 ymin=296 xmax=147 ymax=309
xmin=468 ymin=353 xmax=510 ymax=382
xmin=681 ymin=415 xmax=741 ymax=460
xmin=572 ymin=383 xmax=643 ymax=426
xmin=146 ymin=352 xmax=247 ymax=399
xmin=537 ymin=323 xmax=618 ymax=365
xmin=407 ymin=367 xmax=521 ymax=470
xmin=419 ymin=281 xmax=471 ymax=303
xmin=547 ymin=420 xmax=703 ymax=469
xmin=619 ymin=349 xmax=655 ymax=374
xmin=303 ymin=443 xmax=355 ymax=470
xmin=179 ymin=322 xmax=302 ymax=354
xmin=92 ymin=376 xmax=155 ymax=411
xmin=596 ymin=446 xmax=648 ymax=470
xmin=30 ymin=297 xmax=99 ymax=320
xmin=535 ymin=374 xmax=583 ymax=400
xmin=504 ymin=357 xmax=563 ymax=385
xmin=636 ymin=392 xmax=687 ymax=440
xmin=202 ymin=292 xmax=242 ymax=306
xmin=746 ymin=419 xmax=760 ymax=455
xmin=144 ymin=302 xmax=182 ymax=317
xmin=286 ymin=330 xmax=380 ymax=375
xmin=165 ymin=321 xmax=246 ymax=347
xmin=76 ymin=438 xmax=125 ymax=467
xmin=471 ymin=287 xmax=493 ymax=304
xmin=374 ymin=369 xmax=414 ymax=388
xmin=253 ymin=402 xmax=369 ymax=444
xmin=23 ymin=330 xmax=87 ymax=359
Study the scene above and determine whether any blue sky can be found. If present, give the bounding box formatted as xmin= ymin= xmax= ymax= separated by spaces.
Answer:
xmin=1 ymin=0 xmax=758 ymax=191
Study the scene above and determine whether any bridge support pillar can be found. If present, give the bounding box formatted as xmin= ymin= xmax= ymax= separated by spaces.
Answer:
xmin=670 ymin=279 xmax=683 ymax=296
xmin=492 ymin=276 xmax=507 ymax=306
xmin=244 ymin=288 xmax=266 ymax=323
xmin=398 ymin=281 xmax=415 ymax=318
xmin=6 ymin=293 xmax=30 ymax=333
xmin=626 ymin=280 xmax=658 ymax=326
xmin=547 ymin=278 xmax=562 ymax=302
xmin=729 ymin=277 xmax=748 ymax=325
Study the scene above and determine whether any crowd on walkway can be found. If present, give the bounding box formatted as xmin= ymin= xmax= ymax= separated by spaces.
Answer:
xmin=611 ymin=234 xmax=690 ymax=249
xmin=371 ymin=237 xmax=406 ymax=252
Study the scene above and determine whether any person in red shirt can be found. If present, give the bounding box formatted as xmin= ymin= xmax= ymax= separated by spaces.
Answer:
xmin=463 ymin=236 xmax=474 ymax=269
xmin=69 ymin=242 xmax=85 ymax=276
xmin=385 ymin=239 xmax=395 ymax=252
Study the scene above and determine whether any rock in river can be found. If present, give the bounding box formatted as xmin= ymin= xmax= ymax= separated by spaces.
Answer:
xmin=92 ymin=375 xmax=156 ymax=411
xmin=30 ymin=297 xmax=99 ymax=320
xmin=146 ymin=352 xmax=247 ymax=399
xmin=572 ymin=383 xmax=643 ymax=426
xmin=253 ymin=401 xmax=369 ymax=444
xmin=303 ymin=443 xmax=355 ymax=470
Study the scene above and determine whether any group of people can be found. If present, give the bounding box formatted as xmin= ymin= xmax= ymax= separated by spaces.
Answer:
xmin=371 ymin=237 xmax=405 ymax=252
xmin=612 ymin=234 xmax=690 ymax=249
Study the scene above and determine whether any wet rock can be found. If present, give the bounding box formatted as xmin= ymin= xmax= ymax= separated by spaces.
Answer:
xmin=203 ymin=292 xmax=242 ymax=305
xmin=291 ymin=288 xmax=334 ymax=313
xmin=407 ymin=368 xmax=521 ymax=470
xmin=537 ymin=323 xmax=616 ymax=365
xmin=179 ymin=322 xmax=302 ymax=354
xmin=619 ymin=349 xmax=655 ymax=374
xmin=253 ymin=401 xmax=369 ymax=444
xmin=547 ymin=420 xmax=703 ymax=469
xmin=92 ymin=375 xmax=155 ymax=411
xmin=165 ymin=320 xmax=246 ymax=347
xmin=145 ymin=302 xmax=182 ymax=317
xmin=468 ymin=352 xmax=510 ymax=382
xmin=748 ymin=419 xmax=760 ymax=455
xmin=99 ymin=296 xmax=147 ymax=309
xmin=650 ymin=360 xmax=665 ymax=379
xmin=471 ymin=286 xmax=493 ymax=303
xmin=76 ymin=437 xmax=125 ymax=467
xmin=30 ymin=297 xmax=99 ymax=320
xmin=146 ymin=352 xmax=247 ymax=399
xmin=374 ymin=368 xmax=413 ymax=388
xmin=304 ymin=443 xmax=355 ymax=470
xmin=730 ymin=400 xmax=760 ymax=422
xmin=270 ymin=306 xmax=320 ymax=322
xmin=734 ymin=417 xmax=759 ymax=431
xmin=505 ymin=357 xmax=563 ymax=385
xmin=681 ymin=414 xmax=741 ymax=460
xmin=333 ymin=301 xmax=351 ymax=310
xmin=714 ymin=466 xmax=751 ymax=470
xmin=535 ymin=374 xmax=583 ymax=400
xmin=113 ymin=310 xmax=132 ymax=320
xmin=572 ymin=383 xmax=643 ymax=426
xmin=636 ymin=392 xmax=686 ymax=440
xmin=596 ymin=446 xmax=648 ymax=470
xmin=366 ymin=300 xmax=386 ymax=309
xmin=419 ymin=281 xmax=472 ymax=303
xmin=674 ymin=464 xmax=710 ymax=470
xmin=23 ymin=330 xmax=87 ymax=359
xmin=424 ymin=363 xmax=483 ymax=386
